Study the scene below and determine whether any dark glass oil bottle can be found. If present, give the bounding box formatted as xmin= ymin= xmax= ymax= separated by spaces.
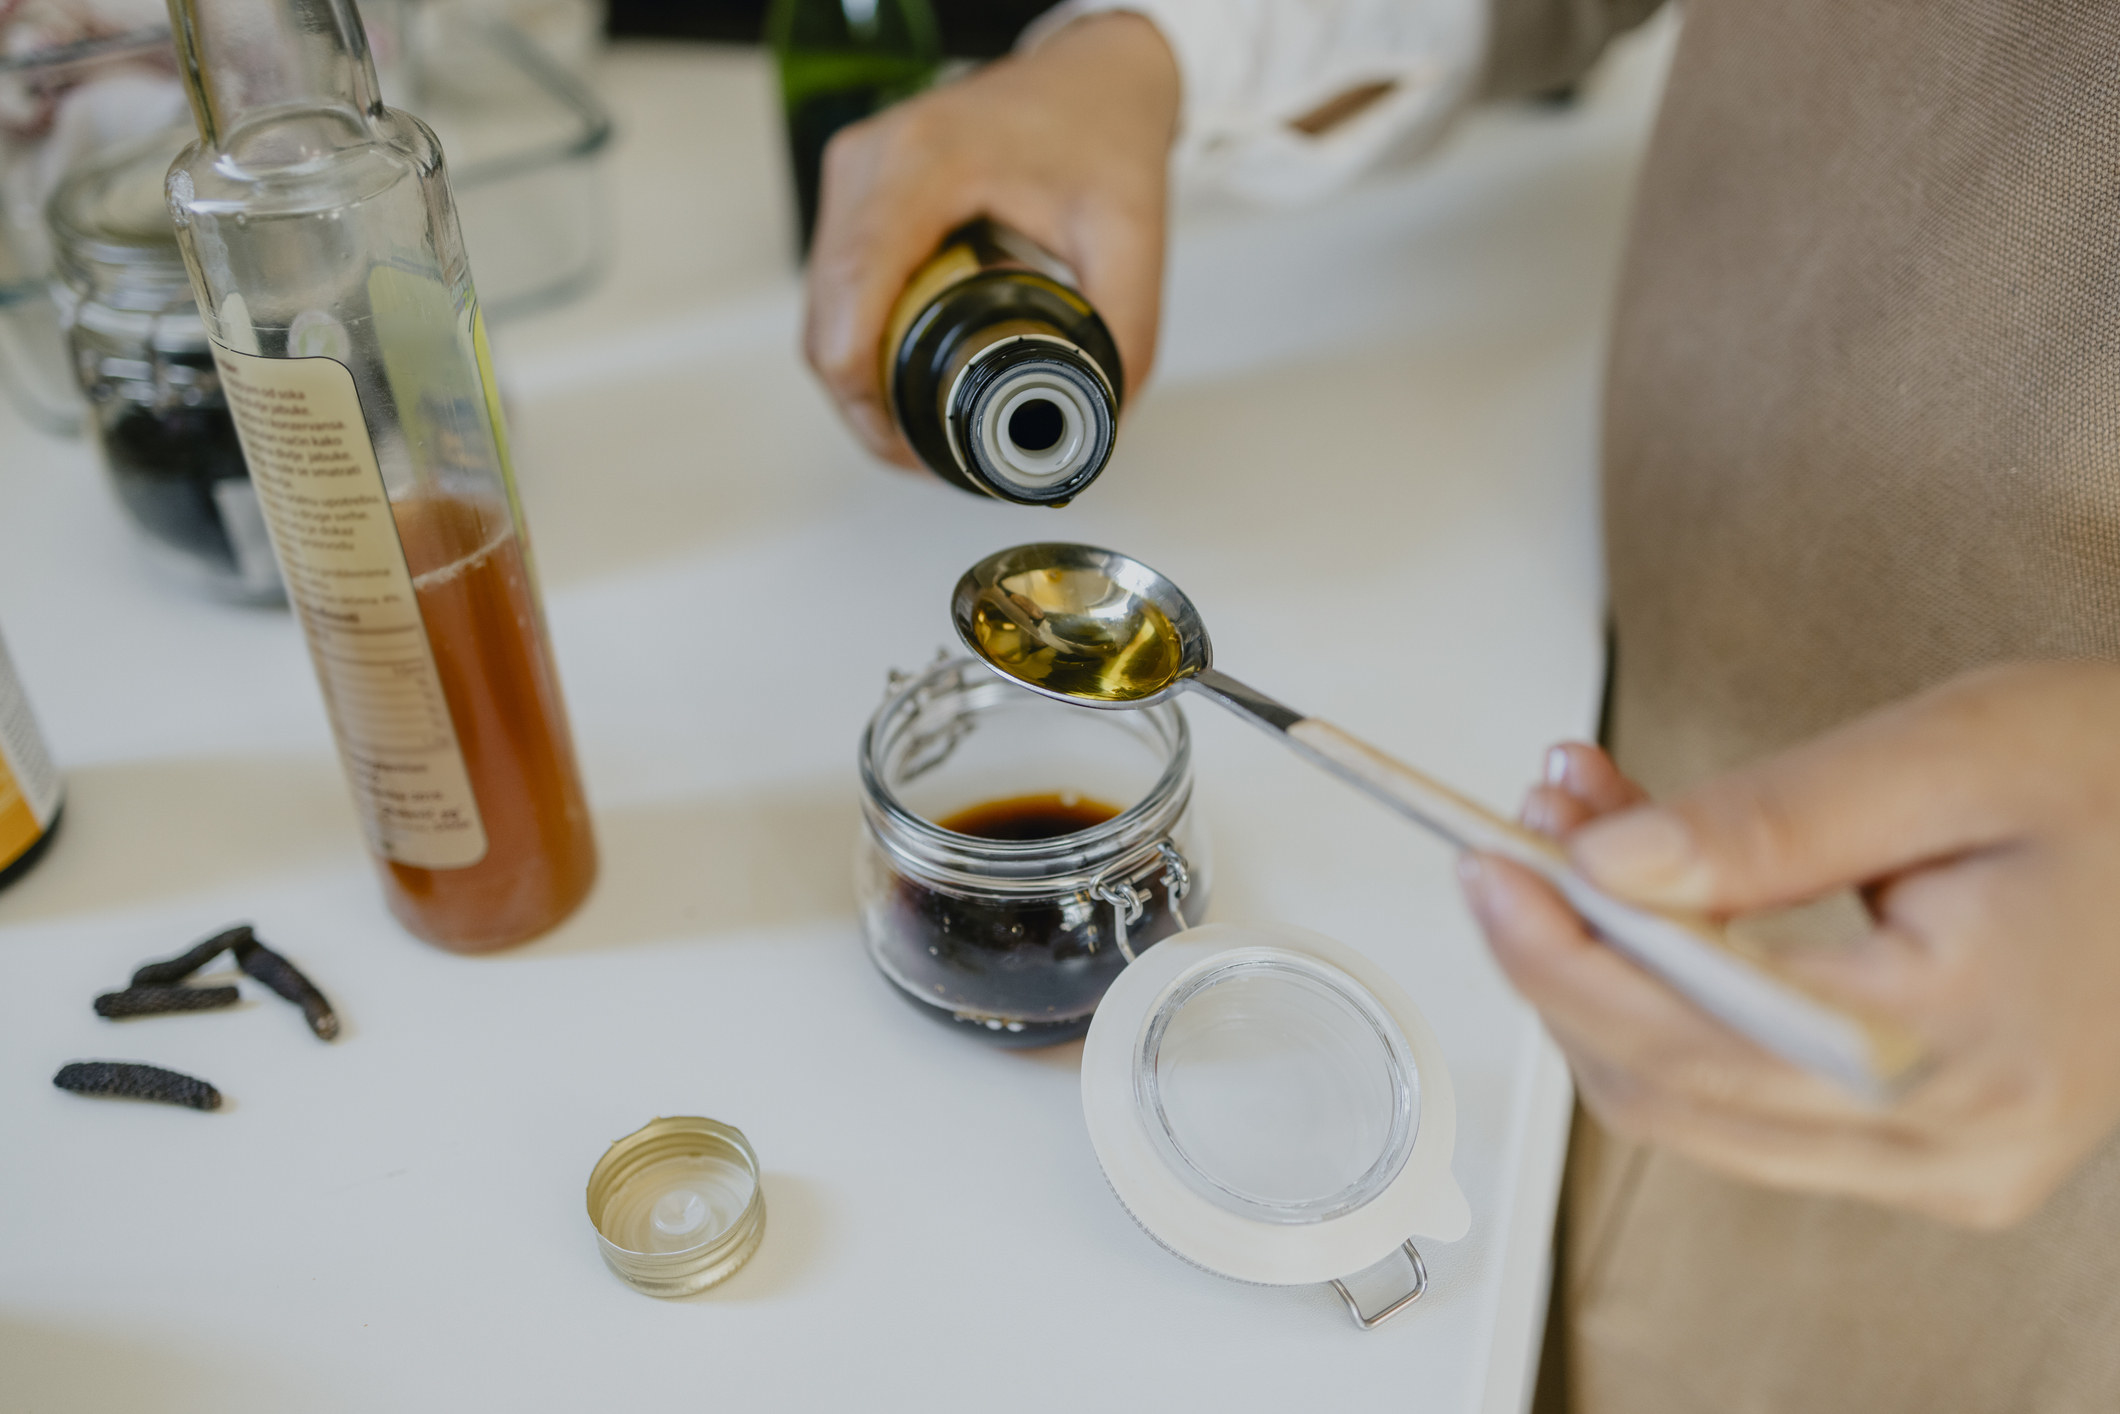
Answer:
xmin=883 ymin=218 xmax=1124 ymax=505
xmin=768 ymin=0 xmax=941 ymax=253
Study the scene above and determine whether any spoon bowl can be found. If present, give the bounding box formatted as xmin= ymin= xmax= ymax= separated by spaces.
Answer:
xmin=952 ymin=543 xmax=1211 ymax=707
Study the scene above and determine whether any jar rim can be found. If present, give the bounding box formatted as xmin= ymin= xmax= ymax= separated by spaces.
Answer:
xmin=47 ymin=127 xmax=193 ymax=292
xmin=859 ymin=655 xmax=1192 ymax=890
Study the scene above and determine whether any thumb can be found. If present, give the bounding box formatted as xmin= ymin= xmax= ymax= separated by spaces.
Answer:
xmin=1569 ymin=677 xmax=2040 ymax=914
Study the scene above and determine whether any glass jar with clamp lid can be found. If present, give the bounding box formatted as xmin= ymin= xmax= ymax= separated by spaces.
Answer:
xmin=856 ymin=654 xmax=1210 ymax=1047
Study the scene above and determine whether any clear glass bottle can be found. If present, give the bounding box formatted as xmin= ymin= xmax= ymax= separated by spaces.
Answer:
xmin=856 ymin=656 xmax=1210 ymax=1046
xmin=164 ymin=0 xmax=596 ymax=951
xmin=767 ymin=0 xmax=941 ymax=253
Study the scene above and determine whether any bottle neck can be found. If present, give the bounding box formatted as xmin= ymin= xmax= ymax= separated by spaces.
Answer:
xmin=168 ymin=0 xmax=382 ymax=148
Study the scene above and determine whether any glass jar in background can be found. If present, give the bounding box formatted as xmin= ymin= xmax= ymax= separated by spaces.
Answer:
xmin=413 ymin=0 xmax=607 ymax=91
xmin=857 ymin=656 xmax=1211 ymax=1047
xmin=0 ymin=19 xmax=189 ymax=435
xmin=48 ymin=130 xmax=282 ymax=603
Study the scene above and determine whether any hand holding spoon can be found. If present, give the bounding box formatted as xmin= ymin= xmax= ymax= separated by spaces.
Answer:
xmin=953 ymin=542 xmax=1922 ymax=1098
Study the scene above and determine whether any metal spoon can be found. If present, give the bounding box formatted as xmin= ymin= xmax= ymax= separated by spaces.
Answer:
xmin=952 ymin=541 xmax=1920 ymax=1097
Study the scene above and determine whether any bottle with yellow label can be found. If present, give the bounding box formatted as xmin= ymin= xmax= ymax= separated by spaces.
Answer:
xmin=883 ymin=219 xmax=1124 ymax=506
xmin=0 ymin=628 xmax=63 ymax=893
xmin=164 ymin=0 xmax=596 ymax=952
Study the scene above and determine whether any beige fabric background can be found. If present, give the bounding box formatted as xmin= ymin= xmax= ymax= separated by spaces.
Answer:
xmin=1480 ymin=1 xmax=2120 ymax=1409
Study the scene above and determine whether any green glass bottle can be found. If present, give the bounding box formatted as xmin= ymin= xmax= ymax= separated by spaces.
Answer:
xmin=768 ymin=0 xmax=942 ymax=253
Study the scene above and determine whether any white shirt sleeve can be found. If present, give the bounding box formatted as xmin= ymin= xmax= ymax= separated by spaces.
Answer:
xmin=1021 ymin=0 xmax=1489 ymax=205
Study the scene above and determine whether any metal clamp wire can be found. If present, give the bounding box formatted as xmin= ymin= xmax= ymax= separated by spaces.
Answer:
xmin=1330 ymin=1240 xmax=1428 ymax=1330
xmin=1090 ymin=838 xmax=1193 ymax=963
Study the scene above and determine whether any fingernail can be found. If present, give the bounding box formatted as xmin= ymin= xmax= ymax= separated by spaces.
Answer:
xmin=1571 ymin=808 xmax=1710 ymax=907
xmin=1544 ymin=745 xmax=1571 ymax=787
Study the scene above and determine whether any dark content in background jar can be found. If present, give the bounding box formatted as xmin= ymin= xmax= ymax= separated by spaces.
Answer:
xmin=876 ymin=792 xmax=1188 ymax=1048
xmin=88 ymin=347 xmax=254 ymax=576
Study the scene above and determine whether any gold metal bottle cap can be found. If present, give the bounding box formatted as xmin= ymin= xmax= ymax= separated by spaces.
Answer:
xmin=586 ymin=1117 xmax=766 ymax=1297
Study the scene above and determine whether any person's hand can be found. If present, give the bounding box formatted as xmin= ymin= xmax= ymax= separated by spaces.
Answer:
xmin=802 ymin=12 xmax=1179 ymax=466
xmin=1457 ymin=661 xmax=2120 ymax=1229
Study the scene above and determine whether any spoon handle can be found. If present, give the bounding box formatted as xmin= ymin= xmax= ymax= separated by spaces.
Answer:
xmin=1187 ymin=671 xmax=1921 ymax=1097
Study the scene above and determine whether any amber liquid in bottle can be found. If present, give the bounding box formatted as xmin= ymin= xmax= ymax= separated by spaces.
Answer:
xmin=385 ymin=495 xmax=597 ymax=951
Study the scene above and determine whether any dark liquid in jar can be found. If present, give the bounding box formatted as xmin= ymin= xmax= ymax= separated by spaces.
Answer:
xmin=935 ymin=792 xmax=1119 ymax=840
xmin=86 ymin=346 xmax=261 ymax=583
xmin=102 ymin=400 xmax=248 ymax=569
xmin=874 ymin=791 xmax=1190 ymax=1048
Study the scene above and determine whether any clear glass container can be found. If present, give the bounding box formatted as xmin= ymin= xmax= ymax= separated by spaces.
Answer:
xmin=0 ymin=9 xmax=611 ymax=436
xmin=857 ymin=655 xmax=1210 ymax=1047
xmin=407 ymin=7 xmax=612 ymax=319
xmin=49 ymin=129 xmax=282 ymax=603
xmin=0 ymin=24 xmax=185 ymax=434
xmin=1136 ymin=948 xmax=1420 ymax=1225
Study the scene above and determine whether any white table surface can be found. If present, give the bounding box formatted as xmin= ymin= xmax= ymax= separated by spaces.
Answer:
xmin=0 ymin=24 xmax=1672 ymax=1413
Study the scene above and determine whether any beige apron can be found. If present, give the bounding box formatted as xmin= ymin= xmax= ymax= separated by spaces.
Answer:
xmin=1481 ymin=0 xmax=2120 ymax=1408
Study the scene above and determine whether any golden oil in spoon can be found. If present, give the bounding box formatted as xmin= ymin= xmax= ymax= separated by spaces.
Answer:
xmin=968 ymin=566 xmax=1185 ymax=702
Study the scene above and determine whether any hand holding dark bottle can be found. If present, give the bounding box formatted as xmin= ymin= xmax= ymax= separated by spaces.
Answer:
xmin=801 ymin=12 xmax=1180 ymax=468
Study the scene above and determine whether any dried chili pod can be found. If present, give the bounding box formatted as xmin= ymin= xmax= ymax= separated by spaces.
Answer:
xmin=95 ymin=984 xmax=241 ymax=1019
xmin=233 ymin=936 xmax=339 ymax=1041
xmin=130 ymin=924 xmax=253 ymax=987
xmin=53 ymin=1060 xmax=222 ymax=1111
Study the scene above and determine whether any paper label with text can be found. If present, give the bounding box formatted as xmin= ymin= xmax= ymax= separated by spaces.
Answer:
xmin=214 ymin=344 xmax=488 ymax=869
xmin=0 ymin=632 xmax=60 ymax=871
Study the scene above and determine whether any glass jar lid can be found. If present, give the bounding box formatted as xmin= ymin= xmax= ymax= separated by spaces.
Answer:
xmin=1136 ymin=948 xmax=1421 ymax=1226
xmin=1082 ymin=922 xmax=1469 ymax=1291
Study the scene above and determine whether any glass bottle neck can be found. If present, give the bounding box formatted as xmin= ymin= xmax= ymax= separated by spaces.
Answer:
xmin=168 ymin=0 xmax=382 ymax=148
